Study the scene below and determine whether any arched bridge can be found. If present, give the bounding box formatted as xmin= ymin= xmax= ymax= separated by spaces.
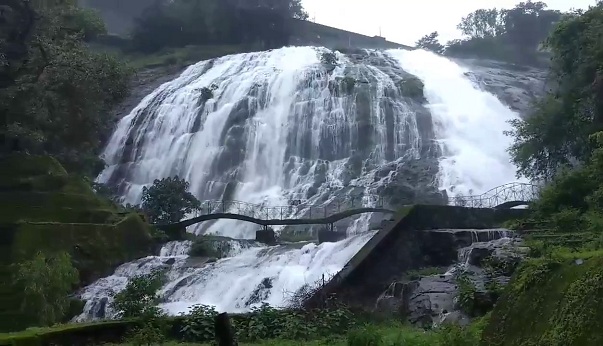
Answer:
xmin=154 ymin=182 xmax=540 ymax=230
xmin=155 ymin=196 xmax=394 ymax=231
xmin=449 ymin=182 xmax=540 ymax=209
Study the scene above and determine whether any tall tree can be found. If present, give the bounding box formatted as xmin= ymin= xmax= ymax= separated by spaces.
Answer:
xmin=507 ymin=3 xmax=603 ymax=180
xmin=415 ymin=31 xmax=445 ymax=54
xmin=0 ymin=0 xmax=131 ymax=176
xmin=503 ymin=1 xmax=562 ymax=50
xmin=457 ymin=8 xmax=506 ymax=38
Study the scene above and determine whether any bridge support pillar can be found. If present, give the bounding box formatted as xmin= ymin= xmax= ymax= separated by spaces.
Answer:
xmin=256 ymin=226 xmax=277 ymax=246
xmin=318 ymin=223 xmax=346 ymax=244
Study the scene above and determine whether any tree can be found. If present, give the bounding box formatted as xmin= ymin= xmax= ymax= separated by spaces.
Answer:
xmin=457 ymin=8 xmax=505 ymax=38
xmin=415 ymin=31 xmax=445 ymax=54
xmin=129 ymin=0 xmax=309 ymax=53
xmin=503 ymin=1 xmax=562 ymax=51
xmin=0 ymin=0 xmax=131 ymax=176
xmin=13 ymin=251 xmax=79 ymax=326
xmin=141 ymin=176 xmax=201 ymax=224
xmin=507 ymin=3 xmax=603 ymax=181
xmin=444 ymin=1 xmax=563 ymax=65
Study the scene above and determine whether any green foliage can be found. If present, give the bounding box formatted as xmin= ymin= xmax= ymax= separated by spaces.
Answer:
xmin=482 ymin=255 xmax=603 ymax=346
xmin=180 ymin=304 xmax=218 ymax=342
xmin=456 ymin=274 xmax=479 ymax=317
xmin=124 ymin=309 xmax=169 ymax=346
xmin=140 ymin=176 xmax=201 ymax=224
xmin=405 ymin=267 xmax=446 ymax=280
xmin=415 ymin=32 xmax=445 ymax=54
xmin=508 ymin=3 xmax=603 ymax=182
xmin=112 ymin=271 xmax=165 ymax=319
xmin=320 ymin=51 xmax=338 ymax=68
xmin=12 ymin=251 xmax=79 ymax=327
xmin=188 ymin=237 xmax=231 ymax=258
xmin=180 ymin=303 xmax=356 ymax=343
xmin=346 ymin=324 xmax=383 ymax=346
xmin=434 ymin=1 xmax=562 ymax=64
xmin=1 ymin=1 xmax=132 ymax=177
xmin=130 ymin=0 xmax=308 ymax=54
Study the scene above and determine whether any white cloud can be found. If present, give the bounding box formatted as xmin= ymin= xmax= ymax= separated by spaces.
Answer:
xmin=301 ymin=0 xmax=596 ymax=46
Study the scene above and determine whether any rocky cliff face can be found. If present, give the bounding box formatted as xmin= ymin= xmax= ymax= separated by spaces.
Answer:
xmin=457 ymin=58 xmax=548 ymax=118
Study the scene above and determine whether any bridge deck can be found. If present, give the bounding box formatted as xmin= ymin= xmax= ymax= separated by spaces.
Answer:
xmin=156 ymin=207 xmax=394 ymax=230
xmin=153 ymin=182 xmax=539 ymax=229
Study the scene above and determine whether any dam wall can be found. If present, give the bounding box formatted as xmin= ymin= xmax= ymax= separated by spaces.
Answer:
xmin=305 ymin=205 xmax=528 ymax=307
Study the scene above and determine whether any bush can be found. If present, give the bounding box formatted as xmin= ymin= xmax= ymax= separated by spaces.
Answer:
xmin=112 ymin=271 xmax=165 ymax=319
xmin=188 ymin=237 xmax=231 ymax=258
xmin=347 ymin=324 xmax=383 ymax=346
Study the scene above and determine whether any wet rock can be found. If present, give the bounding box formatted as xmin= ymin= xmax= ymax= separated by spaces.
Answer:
xmin=468 ymin=247 xmax=493 ymax=266
xmin=439 ymin=311 xmax=471 ymax=327
xmin=375 ymin=235 xmax=527 ymax=328
xmin=256 ymin=228 xmax=277 ymax=246
xmin=245 ymin=277 xmax=274 ymax=307
xmin=457 ymin=58 xmax=548 ymax=117
xmin=318 ymin=228 xmax=346 ymax=244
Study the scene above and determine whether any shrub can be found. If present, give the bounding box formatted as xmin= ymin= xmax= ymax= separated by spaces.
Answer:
xmin=112 ymin=270 xmax=165 ymax=318
xmin=347 ymin=324 xmax=383 ymax=346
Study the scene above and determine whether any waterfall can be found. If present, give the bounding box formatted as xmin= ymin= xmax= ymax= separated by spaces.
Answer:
xmin=77 ymin=47 xmax=523 ymax=320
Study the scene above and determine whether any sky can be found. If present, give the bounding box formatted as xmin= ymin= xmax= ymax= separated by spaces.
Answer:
xmin=301 ymin=0 xmax=596 ymax=46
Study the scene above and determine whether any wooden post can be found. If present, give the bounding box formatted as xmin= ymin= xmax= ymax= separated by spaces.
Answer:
xmin=214 ymin=312 xmax=237 ymax=346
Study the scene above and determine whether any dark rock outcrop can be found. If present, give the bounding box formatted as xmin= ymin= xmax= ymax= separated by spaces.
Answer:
xmin=374 ymin=236 xmax=526 ymax=328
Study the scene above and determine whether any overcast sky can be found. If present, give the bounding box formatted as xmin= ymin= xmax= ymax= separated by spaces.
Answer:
xmin=301 ymin=0 xmax=596 ymax=46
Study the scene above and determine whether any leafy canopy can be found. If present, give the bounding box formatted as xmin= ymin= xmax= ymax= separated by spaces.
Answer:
xmin=13 ymin=251 xmax=79 ymax=327
xmin=418 ymin=1 xmax=564 ymax=65
xmin=141 ymin=176 xmax=201 ymax=224
xmin=507 ymin=3 xmax=603 ymax=181
xmin=0 ymin=0 xmax=131 ymax=176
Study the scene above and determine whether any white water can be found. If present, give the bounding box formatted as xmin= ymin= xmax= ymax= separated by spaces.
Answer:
xmin=75 ymin=232 xmax=375 ymax=321
xmin=387 ymin=49 xmax=523 ymax=197
xmin=79 ymin=46 xmax=525 ymax=320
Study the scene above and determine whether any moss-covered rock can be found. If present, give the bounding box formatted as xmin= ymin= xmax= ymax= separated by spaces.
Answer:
xmin=0 ymin=154 xmax=154 ymax=332
xmin=397 ymin=77 xmax=426 ymax=101
xmin=481 ymin=255 xmax=603 ymax=346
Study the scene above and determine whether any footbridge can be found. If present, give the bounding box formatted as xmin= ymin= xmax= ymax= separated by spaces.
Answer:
xmin=155 ymin=195 xmax=394 ymax=231
xmin=154 ymin=182 xmax=540 ymax=231
xmin=449 ymin=182 xmax=540 ymax=209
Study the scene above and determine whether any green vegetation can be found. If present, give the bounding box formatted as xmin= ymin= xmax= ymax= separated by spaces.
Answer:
xmin=416 ymin=1 xmax=565 ymax=66
xmin=477 ymin=5 xmax=603 ymax=343
xmin=140 ymin=176 xmax=201 ymax=224
xmin=1 ymin=0 xmax=132 ymax=177
xmin=128 ymin=0 xmax=307 ymax=54
xmin=0 ymin=154 xmax=154 ymax=332
xmin=404 ymin=266 xmax=446 ymax=280
xmin=188 ymin=236 xmax=232 ymax=258
xmin=13 ymin=251 xmax=79 ymax=327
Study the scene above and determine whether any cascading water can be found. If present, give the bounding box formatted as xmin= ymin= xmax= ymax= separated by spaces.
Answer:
xmin=387 ymin=49 xmax=523 ymax=196
xmin=77 ymin=47 xmax=523 ymax=321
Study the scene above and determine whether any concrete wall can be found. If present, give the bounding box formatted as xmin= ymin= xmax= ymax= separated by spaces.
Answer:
xmin=289 ymin=19 xmax=412 ymax=50
xmin=306 ymin=205 xmax=528 ymax=307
